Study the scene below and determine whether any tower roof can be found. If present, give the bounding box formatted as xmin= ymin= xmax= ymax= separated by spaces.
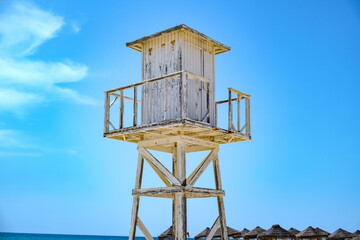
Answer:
xmin=126 ymin=24 xmax=231 ymax=54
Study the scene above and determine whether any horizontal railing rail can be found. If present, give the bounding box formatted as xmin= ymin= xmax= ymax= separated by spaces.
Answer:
xmin=104 ymin=71 xmax=211 ymax=133
xmin=104 ymin=72 xmax=250 ymax=138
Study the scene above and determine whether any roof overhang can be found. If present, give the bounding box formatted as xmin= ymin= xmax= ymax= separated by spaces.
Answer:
xmin=126 ymin=24 xmax=230 ymax=55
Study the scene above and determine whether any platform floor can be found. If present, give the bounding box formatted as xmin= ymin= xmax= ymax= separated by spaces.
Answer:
xmin=104 ymin=119 xmax=250 ymax=152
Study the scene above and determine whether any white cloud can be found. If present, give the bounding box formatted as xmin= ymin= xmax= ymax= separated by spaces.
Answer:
xmin=0 ymin=1 xmax=98 ymax=114
xmin=0 ymin=2 xmax=64 ymax=56
xmin=0 ymin=58 xmax=88 ymax=86
xmin=0 ymin=88 xmax=43 ymax=113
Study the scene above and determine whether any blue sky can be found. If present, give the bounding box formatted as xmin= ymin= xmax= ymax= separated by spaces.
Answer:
xmin=0 ymin=0 xmax=359 ymax=237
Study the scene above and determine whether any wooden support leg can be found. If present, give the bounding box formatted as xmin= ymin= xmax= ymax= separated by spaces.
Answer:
xmin=129 ymin=152 xmax=144 ymax=240
xmin=173 ymin=141 xmax=187 ymax=240
xmin=213 ymin=152 xmax=229 ymax=240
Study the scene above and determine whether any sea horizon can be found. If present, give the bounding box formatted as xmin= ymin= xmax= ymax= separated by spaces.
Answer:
xmin=0 ymin=232 xmax=155 ymax=240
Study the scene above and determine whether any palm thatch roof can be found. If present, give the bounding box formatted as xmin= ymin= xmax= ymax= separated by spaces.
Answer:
xmin=288 ymin=228 xmax=300 ymax=236
xmin=233 ymin=228 xmax=251 ymax=239
xmin=195 ymin=227 xmax=211 ymax=240
xmin=296 ymin=226 xmax=328 ymax=239
xmin=353 ymin=231 xmax=360 ymax=237
xmin=329 ymin=229 xmax=353 ymax=240
xmin=315 ymin=228 xmax=330 ymax=236
xmin=258 ymin=224 xmax=295 ymax=240
xmin=213 ymin=226 xmax=241 ymax=238
xmin=244 ymin=226 xmax=266 ymax=240
xmin=352 ymin=237 xmax=360 ymax=240
xmin=158 ymin=226 xmax=173 ymax=240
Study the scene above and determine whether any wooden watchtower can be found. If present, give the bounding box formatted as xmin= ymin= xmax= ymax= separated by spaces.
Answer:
xmin=104 ymin=24 xmax=251 ymax=240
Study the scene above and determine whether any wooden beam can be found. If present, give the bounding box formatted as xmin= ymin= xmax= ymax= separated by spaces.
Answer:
xmin=205 ymin=217 xmax=220 ymax=240
xmin=213 ymin=154 xmax=229 ymax=240
xmin=104 ymin=93 xmax=110 ymax=133
xmin=132 ymin=186 xmax=224 ymax=198
xmin=228 ymin=89 xmax=232 ymax=131
xmin=228 ymin=87 xmax=251 ymax=98
xmin=136 ymin=217 xmax=154 ymax=240
xmin=180 ymin=135 xmax=218 ymax=149
xmin=139 ymin=146 xmax=181 ymax=186
xmin=133 ymin=86 xmax=138 ymax=126
xmin=119 ymin=90 xmax=124 ymax=129
xmin=246 ymin=97 xmax=251 ymax=136
xmin=237 ymin=94 xmax=240 ymax=131
xmin=129 ymin=153 xmax=144 ymax=240
xmin=186 ymin=148 xmax=219 ymax=187
xmin=138 ymin=136 xmax=182 ymax=148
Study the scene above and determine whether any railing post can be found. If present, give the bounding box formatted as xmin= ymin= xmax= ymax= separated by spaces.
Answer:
xmin=206 ymin=82 xmax=210 ymax=123
xmin=133 ymin=86 xmax=138 ymax=126
xmin=181 ymin=72 xmax=188 ymax=119
xmin=228 ymin=89 xmax=232 ymax=131
xmin=237 ymin=94 xmax=240 ymax=132
xmin=120 ymin=90 xmax=124 ymax=129
xmin=104 ymin=92 xmax=110 ymax=133
xmin=246 ymin=97 xmax=251 ymax=136
xmin=215 ymin=103 xmax=218 ymax=128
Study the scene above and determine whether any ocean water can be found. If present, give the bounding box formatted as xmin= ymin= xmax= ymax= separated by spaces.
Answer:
xmin=0 ymin=233 xmax=149 ymax=240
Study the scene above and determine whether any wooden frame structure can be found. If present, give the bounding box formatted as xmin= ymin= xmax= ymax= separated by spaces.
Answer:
xmin=103 ymin=25 xmax=252 ymax=240
xmin=128 ymin=136 xmax=229 ymax=240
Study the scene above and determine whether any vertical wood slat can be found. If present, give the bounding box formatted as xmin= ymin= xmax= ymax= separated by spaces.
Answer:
xmin=164 ymin=79 xmax=168 ymax=121
xmin=129 ymin=153 xmax=144 ymax=240
xmin=104 ymin=92 xmax=110 ymax=133
xmin=181 ymin=72 xmax=188 ymax=119
xmin=246 ymin=97 xmax=251 ymax=136
xmin=228 ymin=89 xmax=232 ymax=131
xmin=215 ymin=103 xmax=218 ymax=128
xmin=206 ymin=82 xmax=210 ymax=123
xmin=237 ymin=94 xmax=240 ymax=132
xmin=119 ymin=90 xmax=124 ymax=129
xmin=148 ymin=82 xmax=152 ymax=124
xmin=133 ymin=86 xmax=138 ymax=126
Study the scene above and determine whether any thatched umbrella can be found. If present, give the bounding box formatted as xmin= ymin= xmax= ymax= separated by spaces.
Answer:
xmin=329 ymin=229 xmax=353 ymax=240
xmin=315 ymin=228 xmax=330 ymax=237
xmin=158 ymin=226 xmax=173 ymax=240
xmin=296 ymin=226 xmax=328 ymax=240
xmin=288 ymin=228 xmax=300 ymax=236
xmin=158 ymin=226 xmax=190 ymax=240
xmin=258 ymin=224 xmax=295 ymax=240
xmin=353 ymin=231 xmax=360 ymax=237
xmin=213 ymin=226 xmax=242 ymax=239
xmin=233 ymin=228 xmax=251 ymax=239
xmin=244 ymin=227 xmax=266 ymax=240
xmin=195 ymin=227 xmax=211 ymax=240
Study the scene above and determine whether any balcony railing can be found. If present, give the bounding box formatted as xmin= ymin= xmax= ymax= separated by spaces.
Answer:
xmin=104 ymin=71 xmax=250 ymax=137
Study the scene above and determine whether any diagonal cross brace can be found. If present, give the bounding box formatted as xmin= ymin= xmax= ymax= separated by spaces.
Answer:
xmin=186 ymin=147 xmax=219 ymax=187
xmin=138 ymin=146 xmax=182 ymax=186
xmin=137 ymin=217 xmax=154 ymax=240
xmin=205 ymin=216 xmax=220 ymax=240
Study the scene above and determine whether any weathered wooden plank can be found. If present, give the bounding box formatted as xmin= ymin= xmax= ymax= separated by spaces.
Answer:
xmin=120 ymin=90 xmax=124 ymax=129
xmin=134 ymin=86 xmax=138 ymax=126
xmin=186 ymin=147 xmax=219 ymax=187
xmin=138 ymin=136 xmax=182 ymax=148
xmin=237 ymin=94 xmax=240 ymax=131
xmin=132 ymin=186 xmax=224 ymax=198
xmin=205 ymin=217 xmax=220 ymax=240
xmin=129 ymin=153 xmax=144 ymax=240
xmin=139 ymin=146 xmax=181 ymax=186
xmin=104 ymin=93 xmax=110 ymax=133
xmin=228 ymin=89 xmax=232 ymax=131
xmin=246 ymin=97 xmax=251 ymax=136
xmin=213 ymin=153 xmax=229 ymax=240
xmin=228 ymin=87 xmax=251 ymax=98
xmin=175 ymin=141 xmax=186 ymax=240
xmin=136 ymin=217 xmax=154 ymax=240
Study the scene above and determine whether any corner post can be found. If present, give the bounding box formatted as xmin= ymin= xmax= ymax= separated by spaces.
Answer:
xmin=213 ymin=151 xmax=229 ymax=240
xmin=173 ymin=141 xmax=187 ymax=240
xmin=129 ymin=151 xmax=144 ymax=240
xmin=181 ymin=72 xmax=188 ymax=119
xmin=104 ymin=92 xmax=110 ymax=133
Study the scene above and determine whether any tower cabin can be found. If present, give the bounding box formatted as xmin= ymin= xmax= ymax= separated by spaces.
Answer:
xmin=104 ymin=24 xmax=251 ymax=149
